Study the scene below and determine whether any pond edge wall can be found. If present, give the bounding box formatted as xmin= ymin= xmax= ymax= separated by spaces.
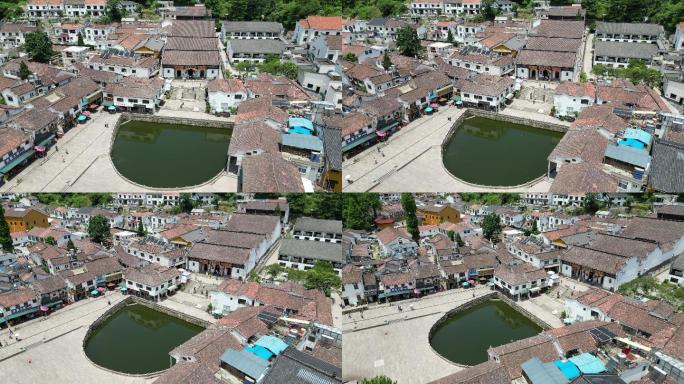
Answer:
xmin=82 ymin=296 xmax=210 ymax=378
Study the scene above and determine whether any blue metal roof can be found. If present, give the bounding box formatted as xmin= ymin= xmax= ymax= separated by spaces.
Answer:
xmin=281 ymin=133 xmax=323 ymax=152
xmin=604 ymin=143 xmax=651 ymax=168
xmin=569 ymin=353 xmax=607 ymax=375
xmin=521 ymin=357 xmax=569 ymax=384
xmin=288 ymin=117 xmax=314 ymax=131
xmin=220 ymin=348 xmax=270 ymax=379
xmin=618 ymin=138 xmax=645 ymax=150
xmin=623 ymin=128 xmax=652 ymax=145
xmin=554 ymin=359 xmax=581 ymax=380
xmin=255 ymin=335 xmax=289 ymax=356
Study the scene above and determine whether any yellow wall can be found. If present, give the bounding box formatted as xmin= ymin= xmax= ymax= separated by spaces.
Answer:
xmin=5 ymin=210 xmax=49 ymax=232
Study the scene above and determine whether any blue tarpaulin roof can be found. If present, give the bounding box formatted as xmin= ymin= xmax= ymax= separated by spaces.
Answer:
xmin=255 ymin=335 xmax=289 ymax=356
xmin=569 ymin=353 xmax=606 ymax=375
xmin=554 ymin=360 xmax=581 ymax=380
xmin=289 ymin=126 xmax=312 ymax=135
xmin=244 ymin=345 xmax=273 ymax=361
xmin=220 ymin=348 xmax=269 ymax=379
xmin=288 ymin=117 xmax=314 ymax=131
xmin=521 ymin=357 xmax=569 ymax=384
xmin=623 ymin=128 xmax=652 ymax=145
xmin=619 ymin=138 xmax=646 ymax=150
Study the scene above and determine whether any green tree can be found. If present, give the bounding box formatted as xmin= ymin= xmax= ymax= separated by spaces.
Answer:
xmin=395 ymin=26 xmax=422 ymax=58
xmin=19 ymin=61 xmax=31 ymax=80
xmin=342 ymin=52 xmax=358 ymax=63
xmin=360 ymin=376 xmax=397 ymax=384
xmin=234 ymin=60 xmax=256 ymax=73
xmin=480 ymin=0 xmax=500 ymax=20
xmin=264 ymin=263 xmax=284 ymax=279
xmin=446 ymin=29 xmax=454 ymax=44
xmin=0 ymin=206 xmax=13 ymax=252
xmin=304 ymin=261 xmax=341 ymax=296
xmin=24 ymin=31 xmax=54 ymax=63
xmin=106 ymin=0 xmax=125 ymax=22
xmin=179 ymin=193 xmax=194 ymax=213
xmin=381 ymin=50 xmax=392 ymax=70
xmin=88 ymin=215 xmax=111 ymax=244
xmin=579 ymin=70 xmax=588 ymax=83
xmin=343 ymin=193 xmax=377 ymax=230
xmin=481 ymin=213 xmax=502 ymax=243
xmin=136 ymin=220 xmax=146 ymax=236
xmin=455 ymin=233 xmax=464 ymax=247
xmin=583 ymin=193 xmax=601 ymax=214
xmin=66 ymin=238 xmax=76 ymax=251
xmin=45 ymin=236 xmax=57 ymax=246
xmin=77 ymin=32 xmax=84 ymax=46
xmin=400 ymin=193 xmax=419 ymax=242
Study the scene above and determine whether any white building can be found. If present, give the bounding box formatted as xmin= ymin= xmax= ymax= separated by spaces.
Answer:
xmin=675 ymin=22 xmax=684 ymax=51
xmin=292 ymin=217 xmax=343 ymax=243
xmin=293 ymin=15 xmax=347 ymax=47
xmin=207 ymin=78 xmax=248 ymax=113
xmin=104 ymin=77 xmax=165 ymax=113
xmin=376 ymin=227 xmax=418 ymax=257
xmin=277 ymin=239 xmax=345 ymax=276
xmin=341 ymin=265 xmax=364 ymax=306
xmin=123 ymin=264 xmax=182 ymax=301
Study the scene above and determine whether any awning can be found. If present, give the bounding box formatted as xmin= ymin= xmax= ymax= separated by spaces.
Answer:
xmin=462 ymin=281 xmax=469 ymax=286
xmin=77 ymin=115 xmax=87 ymax=122
xmin=107 ymin=105 xmax=116 ymax=111
xmin=82 ymin=111 xmax=92 ymax=117
xmin=120 ymin=287 xmax=128 ymax=291
xmin=529 ymin=286 xmax=541 ymax=293
xmin=376 ymin=130 xmax=387 ymax=137
xmin=39 ymin=306 xmax=49 ymax=312
xmin=424 ymin=107 xmax=433 ymax=112
xmin=615 ymin=337 xmax=652 ymax=352
xmin=90 ymin=290 xmax=99 ymax=295
xmin=0 ymin=149 xmax=34 ymax=174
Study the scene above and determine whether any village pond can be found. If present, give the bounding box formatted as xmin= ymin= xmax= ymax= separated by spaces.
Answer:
xmin=84 ymin=303 xmax=203 ymax=374
xmin=429 ymin=299 xmax=542 ymax=366
xmin=110 ymin=120 xmax=231 ymax=188
xmin=442 ymin=116 xmax=563 ymax=186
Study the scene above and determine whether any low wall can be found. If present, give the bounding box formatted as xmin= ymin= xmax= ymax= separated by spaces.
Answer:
xmin=82 ymin=296 xmax=209 ymax=378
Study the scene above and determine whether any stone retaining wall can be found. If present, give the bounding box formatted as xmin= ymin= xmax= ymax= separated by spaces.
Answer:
xmin=82 ymin=296 xmax=209 ymax=378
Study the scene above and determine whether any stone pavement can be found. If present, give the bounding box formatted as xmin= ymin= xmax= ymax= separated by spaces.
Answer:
xmin=0 ymin=110 xmax=236 ymax=192
xmin=159 ymin=291 xmax=215 ymax=323
xmin=342 ymin=287 xmax=491 ymax=384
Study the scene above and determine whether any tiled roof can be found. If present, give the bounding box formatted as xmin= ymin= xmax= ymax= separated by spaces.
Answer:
xmin=228 ymin=121 xmax=280 ymax=157
xmin=161 ymin=50 xmax=221 ymax=66
xmin=240 ymin=153 xmax=305 ymax=193
xmin=526 ymin=36 xmax=582 ymax=52
xmin=516 ymin=49 xmax=577 ymax=68
xmin=224 ymin=214 xmax=280 ymax=236
xmin=207 ymin=78 xmax=246 ymax=94
xmin=123 ymin=264 xmax=180 ymax=287
xmin=533 ymin=20 xmax=585 ymax=39
xmin=550 ymin=162 xmax=618 ymax=193
xmin=298 ymin=16 xmax=345 ymax=31
xmin=169 ymin=20 xmax=215 ymax=38
xmin=105 ymin=77 xmax=164 ymax=99
xmin=165 ymin=37 xmax=217 ymax=51
xmin=595 ymin=22 xmax=663 ymax=36
xmin=650 ymin=139 xmax=684 ymax=192
xmin=595 ymin=41 xmax=658 ymax=60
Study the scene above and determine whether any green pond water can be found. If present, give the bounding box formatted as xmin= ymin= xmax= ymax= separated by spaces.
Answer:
xmin=84 ymin=304 xmax=203 ymax=374
xmin=442 ymin=116 xmax=563 ymax=186
xmin=111 ymin=120 xmax=231 ymax=188
xmin=430 ymin=300 xmax=542 ymax=365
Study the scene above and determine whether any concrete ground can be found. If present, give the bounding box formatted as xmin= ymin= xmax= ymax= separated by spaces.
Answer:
xmin=342 ymin=286 xmax=491 ymax=384
xmin=583 ymin=33 xmax=594 ymax=80
xmin=0 ymin=108 xmax=236 ymax=193
xmin=161 ymin=80 xmax=208 ymax=114
xmin=343 ymin=105 xmax=565 ymax=192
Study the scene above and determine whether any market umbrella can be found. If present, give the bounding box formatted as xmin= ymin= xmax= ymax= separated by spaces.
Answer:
xmin=82 ymin=111 xmax=92 ymax=116
xmin=107 ymin=105 xmax=116 ymax=111
xmin=424 ymin=107 xmax=433 ymax=113
xmin=468 ymin=279 xmax=476 ymax=284
xmin=462 ymin=281 xmax=469 ymax=287
xmin=96 ymin=287 xmax=105 ymax=292
xmin=119 ymin=287 xmax=128 ymax=291
xmin=39 ymin=306 xmax=49 ymax=312
xmin=487 ymin=282 xmax=495 ymax=287
xmin=90 ymin=289 xmax=99 ymax=295
xmin=77 ymin=115 xmax=87 ymax=122
xmin=430 ymin=103 xmax=439 ymax=108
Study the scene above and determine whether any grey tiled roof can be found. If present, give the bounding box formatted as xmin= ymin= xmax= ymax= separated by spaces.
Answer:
xmin=279 ymin=239 xmax=345 ymax=263
xmin=293 ymin=217 xmax=342 ymax=234
xmin=261 ymin=347 xmax=342 ymax=384
xmin=595 ymin=22 xmax=664 ymax=37
xmin=594 ymin=41 xmax=659 ymax=60
xmin=222 ymin=21 xmax=283 ymax=34
xmin=227 ymin=39 xmax=285 ymax=55
xmin=650 ymin=139 xmax=684 ymax=192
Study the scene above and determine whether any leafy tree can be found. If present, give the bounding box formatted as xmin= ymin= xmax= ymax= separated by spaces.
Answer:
xmin=342 ymin=52 xmax=358 ymax=63
xmin=400 ymin=193 xmax=419 ymax=242
xmin=455 ymin=233 xmax=464 ymax=247
xmin=481 ymin=213 xmax=502 ymax=243
xmin=136 ymin=220 xmax=146 ymax=236
xmin=106 ymin=0 xmax=125 ymax=22
xmin=88 ymin=215 xmax=111 ymax=244
xmin=583 ymin=193 xmax=601 ymax=214
xmin=479 ymin=0 xmax=500 ymax=20
xmin=361 ymin=376 xmax=397 ymax=384
xmin=77 ymin=32 xmax=84 ymax=46
xmin=303 ymin=261 xmax=341 ymax=296
xmin=395 ymin=26 xmax=422 ymax=58
xmin=258 ymin=55 xmax=299 ymax=80
xmin=66 ymin=239 xmax=76 ymax=251
xmin=234 ymin=60 xmax=256 ymax=73
xmin=0 ymin=206 xmax=13 ymax=252
xmin=264 ymin=263 xmax=284 ymax=279
xmin=19 ymin=61 xmax=31 ymax=80
xmin=446 ymin=29 xmax=454 ymax=44
xmin=45 ymin=236 xmax=57 ymax=246
xmin=381 ymin=50 xmax=392 ymax=70
xmin=343 ymin=193 xmax=381 ymax=230
xmin=579 ymin=70 xmax=588 ymax=83
xmin=24 ymin=31 xmax=54 ymax=63
xmin=179 ymin=193 xmax=194 ymax=213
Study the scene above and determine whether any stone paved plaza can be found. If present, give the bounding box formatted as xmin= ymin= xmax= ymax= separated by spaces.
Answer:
xmin=0 ymin=109 xmax=236 ymax=193
xmin=342 ymin=105 xmax=564 ymax=193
